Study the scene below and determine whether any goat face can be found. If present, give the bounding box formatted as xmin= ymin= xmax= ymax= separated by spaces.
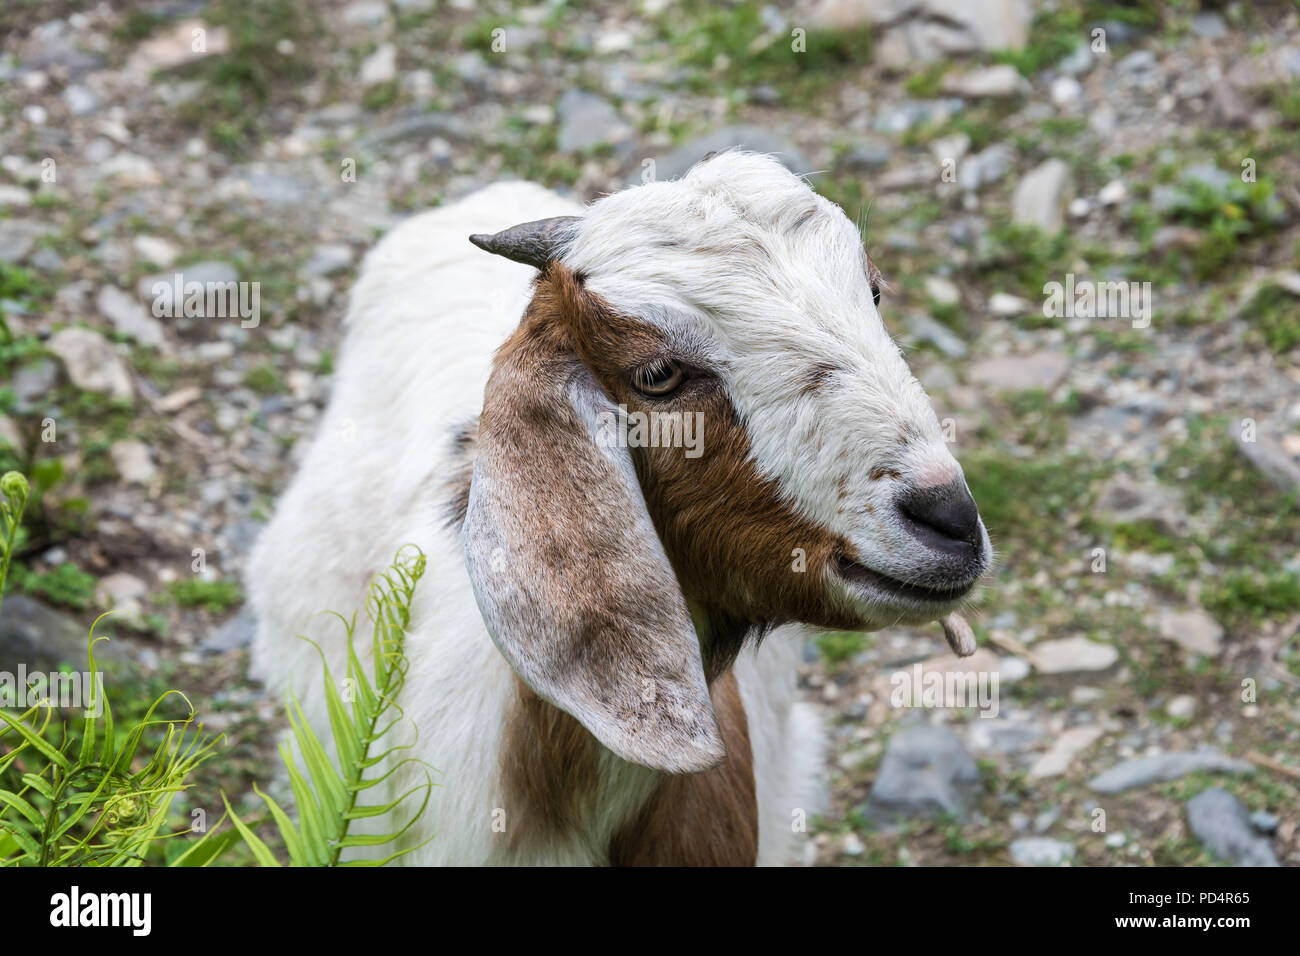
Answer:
xmin=463 ymin=151 xmax=991 ymax=774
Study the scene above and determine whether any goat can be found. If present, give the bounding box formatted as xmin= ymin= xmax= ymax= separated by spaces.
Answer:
xmin=246 ymin=151 xmax=991 ymax=865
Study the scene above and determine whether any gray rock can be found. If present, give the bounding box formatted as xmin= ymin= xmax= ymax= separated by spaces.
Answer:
xmin=958 ymin=142 xmax=1015 ymax=191
xmin=1236 ymin=432 xmax=1300 ymax=493
xmin=854 ymin=0 xmax=1030 ymax=64
xmin=0 ymin=595 xmax=130 ymax=672
xmin=109 ymin=439 xmax=157 ymax=485
xmin=1010 ymin=837 xmax=1075 ymax=866
xmin=343 ymin=1 xmax=391 ymax=27
xmin=1058 ymin=43 xmax=1094 ymax=76
xmin=30 ymin=246 xmax=65 ymax=273
xmin=969 ymin=351 xmax=1070 ymax=392
xmin=359 ymin=111 xmax=471 ymax=148
xmin=1012 ymin=158 xmax=1073 ymax=233
xmin=0 ymin=220 xmax=53 ymax=263
xmin=836 ymin=137 xmax=893 ymax=172
xmin=97 ymin=284 xmax=165 ymax=347
xmin=97 ymin=572 xmax=147 ymax=607
xmin=1094 ymin=474 xmax=1185 ymax=534
xmin=0 ymin=415 xmax=21 ymax=449
xmin=942 ymin=64 xmax=1026 ymax=98
xmin=1089 ymin=749 xmax=1253 ymax=794
xmin=12 ymin=358 xmax=58 ymax=412
xmin=359 ymin=42 xmax=396 ymax=87
xmin=1189 ymin=14 xmax=1227 ymax=39
xmin=861 ymin=724 xmax=982 ymax=822
xmin=62 ymin=84 xmax=99 ymax=115
xmin=455 ymin=51 xmax=487 ymax=85
xmin=1181 ymin=163 xmax=1233 ymax=193
xmin=1118 ymin=50 xmax=1158 ymax=75
xmin=1157 ymin=609 xmax=1224 ymax=657
xmin=908 ymin=314 xmax=968 ymax=358
xmin=966 ymin=720 xmax=1043 ymax=754
xmin=138 ymin=261 xmax=241 ymax=308
xmin=925 ymin=275 xmax=961 ymax=306
xmin=556 ymin=90 xmax=631 ymax=153
xmin=245 ymin=171 xmax=315 ymax=207
xmin=1250 ymin=810 xmax=1279 ymax=834
xmin=46 ymin=328 xmax=134 ymax=401
xmin=652 ymin=126 xmax=811 ymax=182
xmin=1032 ymin=636 xmax=1119 ymax=674
xmin=202 ymin=608 xmax=255 ymax=655
xmin=1187 ymin=788 xmax=1279 ymax=866
xmin=302 ymin=243 xmax=354 ymax=278
xmin=0 ymin=184 xmax=31 ymax=208
xmin=874 ymin=99 xmax=964 ymax=135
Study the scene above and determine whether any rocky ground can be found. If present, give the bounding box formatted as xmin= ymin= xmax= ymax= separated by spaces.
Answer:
xmin=1 ymin=0 xmax=1298 ymax=866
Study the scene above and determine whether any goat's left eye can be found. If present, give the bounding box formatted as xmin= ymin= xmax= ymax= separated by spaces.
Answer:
xmin=871 ymin=284 xmax=881 ymax=308
xmin=632 ymin=358 xmax=684 ymax=396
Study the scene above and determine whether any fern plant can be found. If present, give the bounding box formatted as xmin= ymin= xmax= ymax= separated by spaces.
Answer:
xmin=0 ymin=468 xmax=435 ymax=866
xmin=0 ymin=620 xmax=223 ymax=866
xmin=2 ymin=470 xmax=223 ymax=866
xmin=220 ymin=545 xmax=436 ymax=866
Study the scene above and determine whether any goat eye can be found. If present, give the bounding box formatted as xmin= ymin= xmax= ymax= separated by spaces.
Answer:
xmin=871 ymin=284 xmax=881 ymax=308
xmin=632 ymin=358 xmax=684 ymax=396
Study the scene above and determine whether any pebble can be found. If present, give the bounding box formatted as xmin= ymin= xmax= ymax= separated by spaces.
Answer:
xmin=303 ymin=243 xmax=354 ymax=277
xmin=97 ymin=284 xmax=165 ymax=347
xmin=46 ymin=328 xmax=134 ymax=400
xmin=1029 ymin=725 xmax=1104 ymax=779
xmin=1186 ymin=788 xmax=1279 ymax=866
xmin=1031 ymin=636 xmax=1119 ymax=674
xmin=986 ymin=292 xmax=1031 ymax=316
xmin=924 ymin=275 xmax=961 ymax=307
xmin=969 ymin=351 xmax=1070 ymax=392
xmin=1009 ymin=837 xmax=1075 ymax=866
xmin=943 ymin=65 xmax=1026 ymax=99
xmin=1012 ymin=158 xmax=1074 ymax=233
xmin=556 ymin=90 xmax=631 ymax=153
xmin=1089 ymin=750 xmax=1253 ymax=794
xmin=360 ymin=43 xmax=397 ymax=86
xmin=1157 ymin=610 xmax=1224 ymax=657
xmin=110 ymin=440 xmax=158 ymax=486
xmin=861 ymin=725 xmax=982 ymax=823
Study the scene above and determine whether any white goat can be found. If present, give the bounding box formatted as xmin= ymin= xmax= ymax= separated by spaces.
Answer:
xmin=247 ymin=151 xmax=991 ymax=865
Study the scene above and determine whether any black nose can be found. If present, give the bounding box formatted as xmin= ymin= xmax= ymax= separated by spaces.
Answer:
xmin=896 ymin=479 xmax=983 ymax=555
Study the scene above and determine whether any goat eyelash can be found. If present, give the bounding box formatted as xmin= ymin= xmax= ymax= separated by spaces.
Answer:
xmin=631 ymin=357 xmax=685 ymax=396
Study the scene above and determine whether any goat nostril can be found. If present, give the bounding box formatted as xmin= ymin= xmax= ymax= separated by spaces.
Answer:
xmin=896 ymin=480 xmax=982 ymax=553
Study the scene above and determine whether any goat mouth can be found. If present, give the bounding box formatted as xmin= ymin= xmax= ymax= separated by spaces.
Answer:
xmin=833 ymin=555 xmax=974 ymax=604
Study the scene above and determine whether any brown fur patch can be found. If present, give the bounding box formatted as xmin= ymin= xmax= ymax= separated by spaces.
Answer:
xmin=499 ymin=677 xmax=601 ymax=851
xmin=608 ymin=671 xmax=758 ymax=866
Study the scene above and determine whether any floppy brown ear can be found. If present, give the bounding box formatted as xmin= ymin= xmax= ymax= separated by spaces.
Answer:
xmin=461 ymin=299 xmax=724 ymax=774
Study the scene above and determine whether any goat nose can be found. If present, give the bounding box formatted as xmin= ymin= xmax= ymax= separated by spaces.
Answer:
xmin=896 ymin=479 xmax=982 ymax=555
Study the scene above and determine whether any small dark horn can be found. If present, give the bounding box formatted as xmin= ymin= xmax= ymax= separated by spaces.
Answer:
xmin=468 ymin=216 xmax=580 ymax=270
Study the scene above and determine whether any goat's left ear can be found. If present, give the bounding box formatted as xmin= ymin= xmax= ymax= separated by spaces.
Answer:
xmin=461 ymin=301 xmax=724 ymax=774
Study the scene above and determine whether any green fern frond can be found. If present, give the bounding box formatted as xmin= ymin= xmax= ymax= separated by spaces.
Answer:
xmin=0 ymin=614 xmax=224 ymax=867
xmin=236 ymin=546 xmax=438 ymax=866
